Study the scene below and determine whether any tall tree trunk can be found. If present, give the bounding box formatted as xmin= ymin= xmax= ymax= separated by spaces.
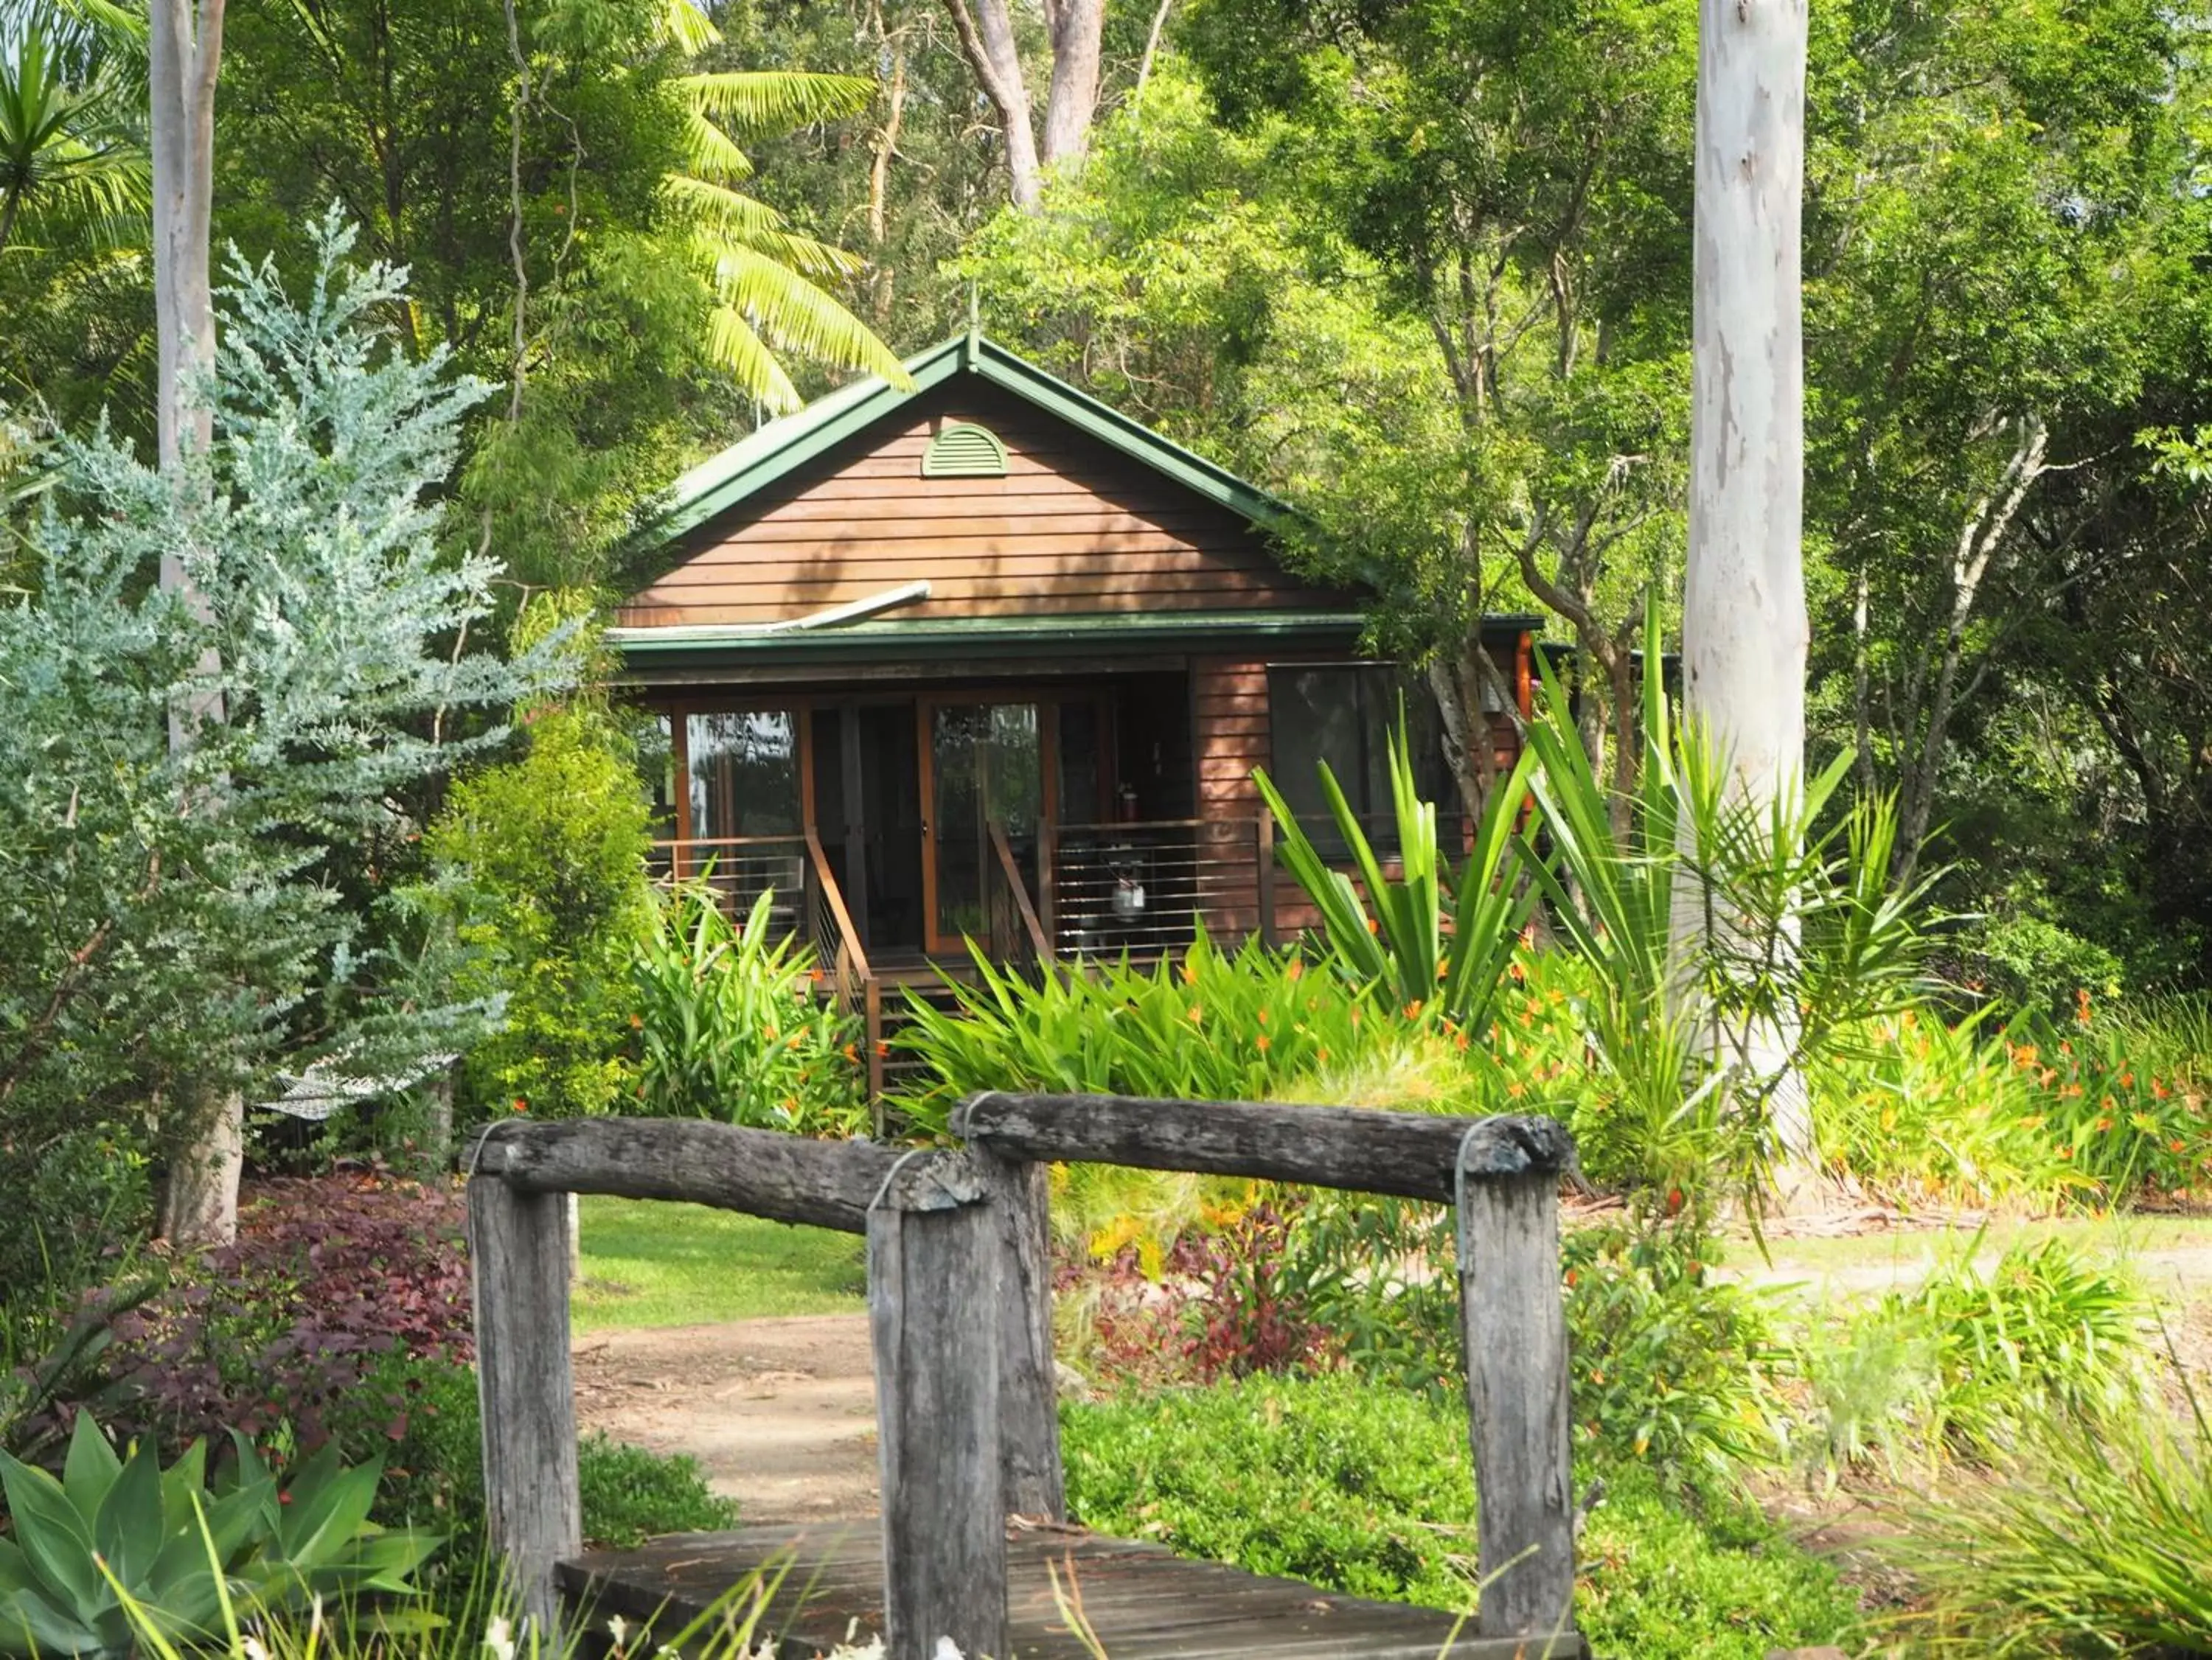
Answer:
xmin=150 ymin=0 xmax=238 ymax=1249
xmin=1040 ymin=0 xmax=1106 ymax=166
xmin=942 ymin=0 xmax=1043 ymax=209
xmin=1679 ymin=0 xmax=1814 ymax=1195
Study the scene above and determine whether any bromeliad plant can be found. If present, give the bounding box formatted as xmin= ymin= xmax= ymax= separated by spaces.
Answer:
xmin=1253 ymin=710 xmax=1538 ymax=1042
xmin=0 ymin=1415 xmax=438 ymax=1658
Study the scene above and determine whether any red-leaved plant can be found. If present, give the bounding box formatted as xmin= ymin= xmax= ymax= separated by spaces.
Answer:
xmin=88 ymin=1171 xmax=473 ymax=1454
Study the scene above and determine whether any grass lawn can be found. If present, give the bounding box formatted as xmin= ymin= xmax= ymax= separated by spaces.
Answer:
xmin=573 ymin=1195 xmax=866 ymax=1331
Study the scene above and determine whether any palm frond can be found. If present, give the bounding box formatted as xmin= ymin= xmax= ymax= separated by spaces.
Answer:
xmin=702 ymin=302 xmax=803 ymax=412
xmin=676 ymin=107 xmax=754 ymax=186
xmin=669 ymin=178 xmax=862 ymax=282
xmin=675 ymin=70 xmax=874 ymax=135
xmin=689 ymin=231 xmax=908 ymax=387
xmin=650 ymin=0 xmax=719 ymax=55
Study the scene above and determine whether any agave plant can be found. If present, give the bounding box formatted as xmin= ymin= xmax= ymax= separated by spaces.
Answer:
xmin=0 ymin=1415 xmax=438 ymax=1659
xmin=1253 ymin=709 xmax=1538 ymax=1039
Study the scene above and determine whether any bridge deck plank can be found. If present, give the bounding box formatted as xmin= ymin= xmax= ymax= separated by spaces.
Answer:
xmin=557 ymin=1522 xmax=1545 ymax=1659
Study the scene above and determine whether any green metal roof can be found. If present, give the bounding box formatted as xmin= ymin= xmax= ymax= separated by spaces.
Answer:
xmin=634 ymin=332 xmax=1292 ymax=552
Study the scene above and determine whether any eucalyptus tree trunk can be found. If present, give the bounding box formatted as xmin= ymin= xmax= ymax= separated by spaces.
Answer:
xmin=942 ymin=0 xmax=1107 ymax=212
xmin=151 ymin=0 xmax=240 ymax=1249
xmin=1678 ymin=0 xmax=1817 ymax=1200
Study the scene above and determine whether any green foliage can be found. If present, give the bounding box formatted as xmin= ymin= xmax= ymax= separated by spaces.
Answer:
xmin=1515 ymin=624 xmax=1937 ymax=1212
xmin=1885 ymin=1384 xmax=2212 ymax=1656
xmin=1559 ymin=1227 xmax=1785 ymax=1479
xmin=321 ymin=1353 xmax=734 ymax=1565
xmin=0 ymin=1415 xmax=438 ymax=1658
xmin=427 ymin=703 xmax=654 ymax=1121
xmin=894 ymin=935 xmax=1401 ymax=1133
xmin=1887 ymin=1231 xmax=2146 ymax=1459
xmin=575 ymin=1436 xmax=737 ymax=1550
xmin=0 ymin=1129 xmax=149 ymax=1316
xmin=628 ymin=887 xmax=862 ymax=1134
xmin=0 ymin=215 xmax=566 ymax=1204
xmin=1254 ymin=712 xmax=1537 ymax=1036
xmin=1061 ymin=1373 xmax=1861 ymax=1659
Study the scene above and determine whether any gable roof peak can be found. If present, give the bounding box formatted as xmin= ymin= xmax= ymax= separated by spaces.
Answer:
xmin=636 ymin=332 xmax=1288 ymax=552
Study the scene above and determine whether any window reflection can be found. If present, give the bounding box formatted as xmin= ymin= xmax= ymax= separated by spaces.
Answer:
xmin=687 ymin=710 xmax=800 ymax=840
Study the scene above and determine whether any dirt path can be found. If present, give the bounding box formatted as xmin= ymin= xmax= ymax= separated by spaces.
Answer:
xmin=574 ymin=1314 xmax=879 ymax=1524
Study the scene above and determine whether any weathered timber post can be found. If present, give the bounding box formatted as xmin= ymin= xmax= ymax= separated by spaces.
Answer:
xmin=867 ymin=1151 xmax=1009 ymax=1660
xmin=1455 ymin=1116 xmax=1576 ymax=1646
xmin=467 ymin=1171 xmax=581 ymax=1636
xmin=954 ymin=1097 xmax=1065 ymax=1520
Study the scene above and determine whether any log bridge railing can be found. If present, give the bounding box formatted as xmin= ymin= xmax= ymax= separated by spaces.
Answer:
xmin=466 ymin=1097 xmax=1582 ymax=1660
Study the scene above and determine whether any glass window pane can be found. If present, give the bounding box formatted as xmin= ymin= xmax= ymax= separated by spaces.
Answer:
xmin=686 ymin=710 xmax=800 ymax=841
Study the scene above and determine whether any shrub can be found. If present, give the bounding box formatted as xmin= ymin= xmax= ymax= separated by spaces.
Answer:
xmin=1559 ymin=1224 xmax=1785 ymax=1479
xmin=1885 ymin=1229 xmax=2145 ymax=1459
xmin=97 ymin=1174 xmax=473 ymax=1454
xmin=426 ymin=704 xmax=655 ymax=1122
xmin=1061 ymin=1373 xmax=1862 ymax=1659
xmin=628 ymin=886 xmax=863 ymax=1136
xmin=1283 ymin=1197 xmax=1784 ymax=1478
xmin=0 ymin=1129 xmax=151 ymax=1319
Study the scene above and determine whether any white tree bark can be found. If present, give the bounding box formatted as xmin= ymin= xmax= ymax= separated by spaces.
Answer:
xmin=1040 ymin=0 xmax=1106 ymax=166
xmin=1680 ymin=0 xmax=1815 ymax=1196
xmin=942 ymin=0 xmax=1107 ymax=212
xmin=150 ymin=0 xmax=240 ymax=1250
xmin=942 ymin=0 xmax=1043 ymax=210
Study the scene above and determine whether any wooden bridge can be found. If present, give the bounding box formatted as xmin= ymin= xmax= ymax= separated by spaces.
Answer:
xmin=465 ymin=1095 xmax=1588 ymax=1659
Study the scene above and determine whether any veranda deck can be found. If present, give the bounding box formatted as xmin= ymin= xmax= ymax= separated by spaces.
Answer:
xmin=557 ymin=1522 xmax=1496 ymax=1660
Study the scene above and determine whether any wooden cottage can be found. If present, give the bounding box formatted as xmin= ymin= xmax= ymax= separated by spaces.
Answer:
xmin=613 ymin=332 xmax=1535 ymax=1085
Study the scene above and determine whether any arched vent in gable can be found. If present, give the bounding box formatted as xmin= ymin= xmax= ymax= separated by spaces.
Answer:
xmin=920 ymin=422 xmax=1009 ymax=478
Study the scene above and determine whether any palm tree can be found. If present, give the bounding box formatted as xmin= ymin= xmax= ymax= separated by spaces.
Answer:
xmin=655 ymin=3 xmax=908 ymax=411
xmin=0 ymin=1 xmax=147 ymax=262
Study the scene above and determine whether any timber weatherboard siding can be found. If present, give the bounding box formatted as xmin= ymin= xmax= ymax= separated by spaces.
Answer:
xmin=619 ymin=385 xmax=1349 ymax=630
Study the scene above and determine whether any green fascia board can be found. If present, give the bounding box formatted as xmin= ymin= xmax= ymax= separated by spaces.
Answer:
xmin=632 ymin=332 xmax=1293 ymax=554
xmin=611 ymin=610 xmax=1367 ymax=670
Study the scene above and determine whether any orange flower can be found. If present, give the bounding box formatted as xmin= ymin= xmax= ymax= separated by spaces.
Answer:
xmin=2095 ymin=1117 xmax=2113 ymax=1133
xmin=1182 ymin=963 xmax=1199 ymax=986
xmin=2057 ymin=1145 xmax=2073 ymax=1159
xmin=1366 ymin=917 xmax=1380 ymax=935
xmin=1403 ymin=999 xmax=1424 ymax=1020
xmin=1507 ymin=1081 xmax=1526 ymax=1100
xmin=1286 ymin=958 xmax=1304 ymax=982
xmin=874 ymin=1040 xmax=891 ymax=1058
xmin=2121 ymin=1072 xmax=2136 ymax=1088
xmin=512 ymin=1098 xmax=529 ymax=1113
xmin=1455 ymin=1030 xmax=1471 ymax=1052
xmin=629 ymin=1012 xmax=644 ymax=1029
xmin=2172 ymin=1140 xmax=2188 ymax=1155
xmin=1256 ymin=1008 xmax=1269 ymax=1026
xmin=1187 ymin=1005 xmax=1203 ymax=1024
xmin=843 ymin=1043 xmax=858 ymax=1062
xmin=1256 ymin=1034 xmax=1271 ymax=1052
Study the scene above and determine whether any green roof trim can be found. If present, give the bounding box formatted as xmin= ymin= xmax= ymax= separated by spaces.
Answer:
xmin=608 ymin=610 xmax=1370 ymax=670
xmin=633 ymin=332 xmax=1291 ymax=551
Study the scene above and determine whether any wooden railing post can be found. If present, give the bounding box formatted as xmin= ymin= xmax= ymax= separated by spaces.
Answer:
xmin=467 ymin=1172 xmax=581 ymax=1636
xmin=1455 ymin=1117 xmax=1576 ymax=1645
xmin=867 ymin=1154 xmax=1008 ymax=1660
xmin=954 ymin=1098 xmax=1065 ymax=1521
